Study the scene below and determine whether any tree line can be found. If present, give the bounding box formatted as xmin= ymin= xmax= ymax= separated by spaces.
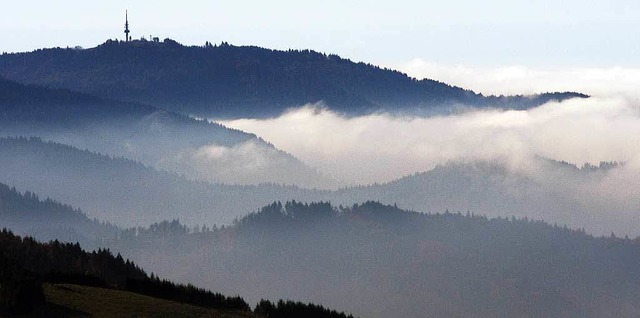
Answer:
xmin=0 ymin=229 xmax=249 ymax=315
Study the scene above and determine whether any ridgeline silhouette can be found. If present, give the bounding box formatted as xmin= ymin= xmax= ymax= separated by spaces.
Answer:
xmin=0 ymin=39 xmax=587 ymax=118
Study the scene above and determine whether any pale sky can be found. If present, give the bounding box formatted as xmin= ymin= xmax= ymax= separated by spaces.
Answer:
xmin=1 ymin=0 xmax=639 ymax=68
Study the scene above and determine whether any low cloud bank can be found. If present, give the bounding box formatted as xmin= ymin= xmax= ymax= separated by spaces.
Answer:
xmin=220 ymin=96 xmax=640 ymax=186
xmin=391 ymin=59 xmax=640 ymax=97
xmin=218 ymin=70 xmax=640 ymax=235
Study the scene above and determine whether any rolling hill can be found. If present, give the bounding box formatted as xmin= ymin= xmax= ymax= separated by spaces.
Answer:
xmin=0 ymin=137 xmax=324 ymax=226
xmin=0 ymin=39 xmax=587 ymax=119
xmin=0 ymin=181 xmax=117 ymax=247
xmin=4 ymin=181 xmax=637 ymax=317
xmin=41 ymin=284 xmax=249 ymax=318
xmin=0 ymin=75 xmax=331 ymax=187
xmin=0 ymin=228 xmax=354 ymax=317
xmin=2 ymin=164 xmax=636 ymax=317
xmin=110 ymin=201 xmax=640 ymax=318
xmin=0 ymin=137 xmax=631 ymax=235
xmin=332 ymin=159 xmax=631 ymax=236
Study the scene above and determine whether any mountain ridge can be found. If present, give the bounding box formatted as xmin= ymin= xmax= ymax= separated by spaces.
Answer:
xmin=110 ymin=200 xmax=640 ymax=318
xmin=0 ymin=75 xmax=333 ymax=188
xmin=0 ymin=39 xmax=588 ymax=119
xmin=0 ymin=136 xmax=326 ymax=226
xmin=0 ymin=136 xmax=632 ymax=235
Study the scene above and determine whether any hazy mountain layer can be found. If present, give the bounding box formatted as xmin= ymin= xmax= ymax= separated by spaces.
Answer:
xmin=4 ymin=183 xmax=637 ymax=318
xmin=0 ymin=40 xmax=587 ymax=119
xmin=0 ymin=76 xmax=331 ymax=188
xmin=110 ymin=201 xmax=640 ymax=318
xmin=0 ymin=137 xmax=634 ymax=235
xmin=0 ymin=182 xmax=117 ymax=246
xmin=0 ymin=137 xmax=325 ymax=226
xmin=332 ymin=159 xmax=632 ymax=236
xmin=0 ymin=200 xmax=354 ymax=317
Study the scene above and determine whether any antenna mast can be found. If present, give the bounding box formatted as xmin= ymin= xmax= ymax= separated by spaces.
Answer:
xmin=124 ymin=10 xmax=130 ymax=42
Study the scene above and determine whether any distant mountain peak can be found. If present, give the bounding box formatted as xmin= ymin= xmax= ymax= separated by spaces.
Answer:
xmin=0 ymin=40 xmax=588 ymax=119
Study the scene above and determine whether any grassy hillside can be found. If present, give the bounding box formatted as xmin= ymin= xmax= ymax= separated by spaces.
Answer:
xmin=0 ymin=228 xmax=250 ymax=315
xmin=38 ymin=284 xmax=249 ymax=317
xmin=40 ymin=284 xmax=353 ymax=318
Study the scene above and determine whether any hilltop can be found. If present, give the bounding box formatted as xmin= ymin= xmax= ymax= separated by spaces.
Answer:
xmin=112 ymin=201 xmax=640 ymax=318
xmin=1 ymin=137 xmax=632 ymax=234
xmin=0 ymin=137 xmax=328 ymax=226
xmin=0 ymin=39 xmax=587 ymax=118
xmin=0 ymin=76 xmax=331 ymax=188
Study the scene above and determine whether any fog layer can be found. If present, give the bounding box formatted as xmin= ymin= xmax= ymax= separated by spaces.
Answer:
xmin=220 ymin=96 xmax=640 ymax=186
xmin=217 ymin=92 xmax=640 ymax=236
xmin=393 ymin=60 xmax=640 ymax=97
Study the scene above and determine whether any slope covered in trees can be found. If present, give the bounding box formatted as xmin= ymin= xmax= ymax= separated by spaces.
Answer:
xmin=0 ymin=229 xmax=354 ymax=317
xmin=2 ymin=174 xmax=635 ymax=317
xmin=0 ymin=229 xmax=249 ymax=315
xmin=0 ymin=74 xmax=155 ymax=127
xmin=0 ymin=40 xmax=587 ymax=118
xmin=110 ymin=201 xmax=640 ymax=318
xmin=0 ymin=137 xmax=324 ymax=226
xmin=0 ymin=75 xmax=330 ymax=187
xmin=0 ymin=181 xmax=117 ymax=245
xmin=0 ymin=137 xmax=632 ymax=235
xmin=332 ymin=159 xmax=631 ymax=236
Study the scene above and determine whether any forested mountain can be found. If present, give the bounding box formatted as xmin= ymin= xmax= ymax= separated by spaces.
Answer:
xmin=2 ymin=174 xmax=637 ymax=317
xmin=0 ymin=185 xmax=354 ymax=316
xmin=0 ymin=137 xmax=633 ymax=235
xmin=0 ymin=39 xmax=587 ymax=119
xmin=110 ymin=201 xmax=640 ymax=318
xmin=0 ymin=74 xmax=155 ymax=127
xmin=0 ymin=137 xmax=324 ymax=226
xmin=0 ymin=228 xmax=355 ymax=317
xmin=0 ymin=229 xmax=250 ymax=315
xmin=332 ymin=159 xmax=632 ymax=236
xmin=0 ymin=182 xmax=117 ymax=245
xmin=0 ymin=75 xmax=331 ymax=187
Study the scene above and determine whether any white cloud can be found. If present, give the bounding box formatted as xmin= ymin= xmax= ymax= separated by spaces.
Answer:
xmin=220 ymin=97 xmax=640 ymax=186
xmin=390 ymin=59 xmax=640 ymax=97
xmin=156 ymin=140 xmax=331 ymax=188
xmin=215 ymin=65 xmax=640 ymax=234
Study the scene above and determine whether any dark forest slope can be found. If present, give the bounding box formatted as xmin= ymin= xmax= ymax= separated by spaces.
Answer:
xmin=0 ymin=229 xmax=250 ymax=316
xmin=0 ymin=73 xmax=247 ymax=144
xmin=0 ymin=40 xmax=587 ymax=118
xmin=0 ymin=74 xmax=155 ymax=127
xmin=0 ymin=229 xmax=353 ymax=317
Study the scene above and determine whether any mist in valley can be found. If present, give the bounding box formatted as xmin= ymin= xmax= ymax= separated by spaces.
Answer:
xmin=5 ymin=2 xmax=640 ymax=317
xmin=0 ymin=77 xmax=333 ymax=189
xmin=4 ymin=89 xmax=640 ymax=237
xmin=3 ymin=51 xmax=640 ymax=317
xmin=217 ymin=85 xmax=640 ymax=237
